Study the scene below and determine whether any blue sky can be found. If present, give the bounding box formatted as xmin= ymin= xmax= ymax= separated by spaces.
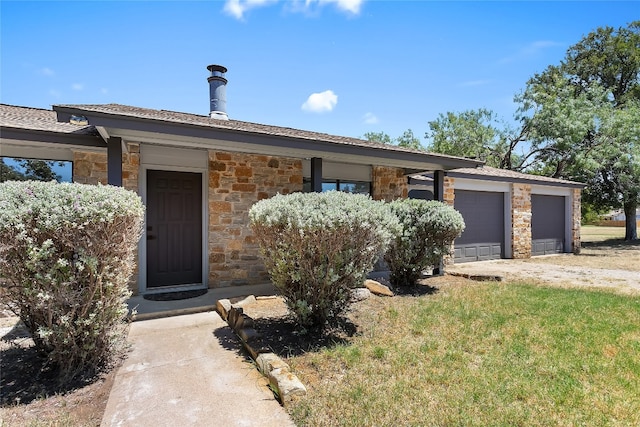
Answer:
xmin=1 ymin=1 xmax=636 ymax=144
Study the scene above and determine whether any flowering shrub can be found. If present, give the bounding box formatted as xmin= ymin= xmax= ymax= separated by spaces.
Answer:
xmin=385 ymin=199 xmax=465 ymax=288
xmin=249 ymin=191 xmax=399 ymax=330
xmin=0 ymin=181 xmax=144 ymax=383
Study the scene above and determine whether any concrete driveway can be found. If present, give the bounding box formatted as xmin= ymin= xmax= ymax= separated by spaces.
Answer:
xmin=446 ymin=256 xmax=640 ymax=294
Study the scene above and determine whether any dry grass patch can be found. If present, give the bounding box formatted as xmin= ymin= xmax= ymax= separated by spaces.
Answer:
xmin=284 ymin=277 xmax=640 ymax=426
xmin=523 ymin=237 xmax=640 ymax=272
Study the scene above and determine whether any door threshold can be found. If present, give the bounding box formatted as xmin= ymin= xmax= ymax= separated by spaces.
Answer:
xmin=144 ymin=283 xmax=206 ymax=295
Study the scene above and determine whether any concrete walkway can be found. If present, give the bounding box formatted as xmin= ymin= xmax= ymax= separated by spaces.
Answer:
xmin=101 ymin=293 xmax=295 ymax=426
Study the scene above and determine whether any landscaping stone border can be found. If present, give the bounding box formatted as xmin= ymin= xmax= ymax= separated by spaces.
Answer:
xmin=215 ymin=296 xmax=307 ymax=406
xmin=446 ymin=271 xmax=504 ymax=282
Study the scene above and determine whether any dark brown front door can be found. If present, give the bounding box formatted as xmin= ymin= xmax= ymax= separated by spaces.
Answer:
xmin=147 ymin=170 xmax=202 ymax=288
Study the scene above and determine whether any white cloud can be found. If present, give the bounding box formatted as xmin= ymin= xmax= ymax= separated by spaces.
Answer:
xmin=318 ymin=0 xmax=364 ymax=15
xmin=40 ymin=67 xmax=55 ymax=76
xmin=302 ymin=90 xmax=338 ymax=113
xmin=223 ymin=0 xmax=364 ymax=19
xmin=223 ymin=0 xmax=277 ymax=19
xmin=101 ymin=88 xmax=109 ymax=94
xmin=71 ymin=83 xmax=84 ymax=91
xmin=363 ymin=112 xmax=378 ymax=124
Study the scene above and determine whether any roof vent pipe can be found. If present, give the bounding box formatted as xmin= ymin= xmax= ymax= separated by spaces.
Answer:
xmin=207 ymin=64 xmax=228 ymax=120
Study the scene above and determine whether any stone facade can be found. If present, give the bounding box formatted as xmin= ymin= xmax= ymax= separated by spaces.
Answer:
xmin=207 ymin=151 xmax=303 ymax=288
xmin=122 ymin=143 xmax=140 ymax=192
xmin=571 ymin=188 xmax=581 ymax=254
xmin=73 ymin=143 xmax=139 ymax=191
xmin=443 ymin=176 xmax=455 ymax=207
xmin=73 ymin=145 xmax=140 ymax=293
xmin=73 ymin=151 xmax=107 ymax=185
xmin=371 ymin=166 xmax=408 ymax=202
xmin=511 ymin=183 xmax=532 ymax=259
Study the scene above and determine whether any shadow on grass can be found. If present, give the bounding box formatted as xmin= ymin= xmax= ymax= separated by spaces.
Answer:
xmin=1 ymin=324 xmax=101 ymax=407
xmin=581 ymin=238 xmax=640 ymax=251
xmin=253 ymin=315 xmax=356 ymax=358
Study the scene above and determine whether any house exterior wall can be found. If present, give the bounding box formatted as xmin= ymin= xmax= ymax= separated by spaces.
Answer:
xmin=73 ymin=151 xmax=108 ymax=185
xmin=511 ymin=183 xmax=532 ymax=259
xmin=571 ymin=188 xmax=581 ymax=254
xmin=207 ymin=151 xmax=303 ymax=287
xmin=122 ymin=143 xmax=140 ymax=192
xmin=371 ymin=166 xmax=407 ymax=201
xmin=443 ymin=176 xmax=455 ymax=206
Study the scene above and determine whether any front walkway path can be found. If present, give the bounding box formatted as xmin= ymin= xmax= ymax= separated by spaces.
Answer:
xmin=101 ymin=311 xmax=295 ymax=427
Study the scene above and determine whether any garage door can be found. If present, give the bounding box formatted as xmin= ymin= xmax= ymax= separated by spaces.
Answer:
xmin=531 ymin=194 xmax=565 ymax=256
xmin=453 ymin=190 xmax=504 ymax=263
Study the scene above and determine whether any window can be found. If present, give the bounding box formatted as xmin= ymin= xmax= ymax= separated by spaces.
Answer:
xmin=0 ymin=157 xmax=72 ymax=183
xmin=303 ymin=178 xmax=370 ymax=195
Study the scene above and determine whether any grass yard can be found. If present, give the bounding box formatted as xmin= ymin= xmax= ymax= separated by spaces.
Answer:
xmin=581 ymin=225 xmax=626 ymax=243
xmin=286 ymin=279 xmax=640 ymax=426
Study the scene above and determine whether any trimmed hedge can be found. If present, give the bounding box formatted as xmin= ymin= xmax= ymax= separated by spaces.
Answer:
xmin=385 ymin=199 xmax=465 ymax=288
xmin=0 ymin=181 xmax=144 ymax=383
xmin=249 ymin=191 xmax=399 ymax=330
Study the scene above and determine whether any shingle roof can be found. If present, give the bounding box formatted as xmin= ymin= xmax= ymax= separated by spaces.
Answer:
xmin=0 ymin=104 xmax=97 ymax=135
xmin=53 ymin=103 xmax=473 ymax=160
xmin=410 ymin=166 xmax=584 ymax=187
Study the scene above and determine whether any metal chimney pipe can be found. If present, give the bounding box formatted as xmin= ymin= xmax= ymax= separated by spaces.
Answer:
xmin=207 ymin=64 xmax=228 ymax=120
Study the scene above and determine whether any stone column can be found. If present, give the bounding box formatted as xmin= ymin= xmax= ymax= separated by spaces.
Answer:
xmin=511 ymin=183 xmax=532 ymax=259
xmin=571 ymin=188 xmax=582 ymax=254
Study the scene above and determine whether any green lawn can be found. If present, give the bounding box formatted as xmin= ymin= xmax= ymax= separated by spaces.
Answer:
xmin=581 ymin=225 xmax=626 ymax=242
xmin=287 ymin=282 xmax=640 ymax=426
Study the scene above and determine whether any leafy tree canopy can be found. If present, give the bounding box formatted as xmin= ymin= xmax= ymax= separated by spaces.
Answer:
xmin=0 ymin=158 xmax=63 ymax=183
xmin=363 ymin=129 xmax=425 ymax=151
xmin=519 ymin=21 xmax=640 ymax=240
xmin=419 ymin=21 xmax=639 ymax=240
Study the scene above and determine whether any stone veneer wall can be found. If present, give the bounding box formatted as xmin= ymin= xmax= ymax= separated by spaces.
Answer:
xmin=73 ymin=151 xmax=108 ymax=185
xmin=208 ymin=151 xmax=303 ymax=288
xmin=511 ymin=183 xmax=532 ymax=259
xmin=73 ymin=143 xmax=139 ymax=190
xmin=122 ymin=143 xmax=140 ymax=192
xmin=371 ymin=166 xmax=408 ymax=202
xmin=571 ymin=188 xmax=581 ymax=254
xmin=73 ymin=145 xmax=141 ymax=293
xmin=443 ymin=176 xmax=455 ymax=207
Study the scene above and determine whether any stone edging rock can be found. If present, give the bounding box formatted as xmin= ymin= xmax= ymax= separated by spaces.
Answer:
xmin=446 ymin=271 xmax=504 ymax=282
xmin=215 ymin=296 xmax=306 ymax=406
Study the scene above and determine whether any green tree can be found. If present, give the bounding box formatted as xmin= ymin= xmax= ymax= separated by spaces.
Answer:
xmin=0 ymin=158 xmax=63 ymax=182
xmin=424 ymin=108 xmax=526 ymax=168
xmin=396 ymin=129 xmax=423 ymax=150
xmin=363 ymin=129 xmax=425 ymax=151
xmin=519 ymin=21 xmax=640 ymax=240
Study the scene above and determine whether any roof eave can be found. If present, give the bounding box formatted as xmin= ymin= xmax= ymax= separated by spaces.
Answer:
xmin=445 ymin=170 xmax=585 ymax=188
xmin=53 ymin=106 xmax=483 ymax=172
xmin=0 ymin=126 xmax=104 ymax=147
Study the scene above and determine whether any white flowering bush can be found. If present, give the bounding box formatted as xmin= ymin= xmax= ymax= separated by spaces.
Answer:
xmin=385 ymin=199 xmax=465 ymax=288
xmin=0 ymin=181 xmax=144 ymax=383
xmin=249 ymin=191 xmax=399 ymax=330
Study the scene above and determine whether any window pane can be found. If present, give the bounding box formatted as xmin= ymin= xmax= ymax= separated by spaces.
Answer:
xmin=338 ymin=181 xmax=370 ymax=195
xmin=322 ymin=182 xmax=337 ymax=192
xmin=0 ymin=157 xmax=72 ymax=183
